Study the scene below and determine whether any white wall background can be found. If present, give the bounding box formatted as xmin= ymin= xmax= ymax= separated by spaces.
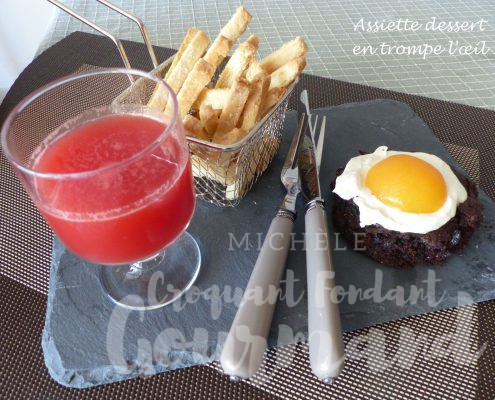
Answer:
xmin=0 ymin=0 xmax=58 ymax=101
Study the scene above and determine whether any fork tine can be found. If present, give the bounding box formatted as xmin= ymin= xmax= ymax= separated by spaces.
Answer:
xmin=300 ymin=90 xmax=310 ymax=115
xmin=316 ymin=115 xmax=326 ymax=172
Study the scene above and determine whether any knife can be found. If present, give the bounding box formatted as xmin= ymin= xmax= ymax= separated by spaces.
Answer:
xmin=220 ymin=113 xmax=307 ymax=380
xmin=300 ymin=90 xmax=316 ymax=144
xmin=298 ymin=116 xmax=346 ymax=383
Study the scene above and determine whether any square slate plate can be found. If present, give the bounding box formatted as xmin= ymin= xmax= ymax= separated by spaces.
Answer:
xmin=43 ymin=100 xmax=495 ymax=388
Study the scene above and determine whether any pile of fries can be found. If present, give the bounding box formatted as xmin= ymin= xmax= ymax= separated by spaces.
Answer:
xmin=140 ymin=6 xmax=308 ymax=204
xmin=149 ymin=6 xmax=308 ymax=146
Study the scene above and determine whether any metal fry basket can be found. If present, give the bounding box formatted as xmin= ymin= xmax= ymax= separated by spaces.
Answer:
xmin=49 ymin=0 xmax=296 ymax=207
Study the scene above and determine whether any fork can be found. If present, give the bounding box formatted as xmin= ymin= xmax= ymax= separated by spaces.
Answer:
xmin=220 ymin=113 xmax=308 ymax=380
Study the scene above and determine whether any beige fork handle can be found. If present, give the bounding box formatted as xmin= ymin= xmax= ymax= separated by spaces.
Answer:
xmin=221 ymin=210 xmax=294 ymax=380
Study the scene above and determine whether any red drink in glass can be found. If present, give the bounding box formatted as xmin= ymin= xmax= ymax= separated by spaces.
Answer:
xmin=32 ymin=114 xmax=195 ymax=264
xmin=3 ymin=68 xmax=201 ymax=309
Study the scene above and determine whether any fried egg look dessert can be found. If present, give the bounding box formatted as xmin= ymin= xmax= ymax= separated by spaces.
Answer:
xmin=332 ymin=147 xmax=483 ymax=267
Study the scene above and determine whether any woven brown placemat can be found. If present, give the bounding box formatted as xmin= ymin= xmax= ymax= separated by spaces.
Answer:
xmin=1 ymin=32 xmax=494 ymax=399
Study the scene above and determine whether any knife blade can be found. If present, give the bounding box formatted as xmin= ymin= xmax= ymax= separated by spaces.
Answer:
xmin=298 ymin=114 xmax=346 ymax=383
xmin=300 ymin=89 xmax=317 ymax=148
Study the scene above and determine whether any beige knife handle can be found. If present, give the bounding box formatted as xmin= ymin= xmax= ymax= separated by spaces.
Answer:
xmin=305 ymin=200 xmax=345 ymax=382
xmin=220 ymin=210 xmax=294 ymax=380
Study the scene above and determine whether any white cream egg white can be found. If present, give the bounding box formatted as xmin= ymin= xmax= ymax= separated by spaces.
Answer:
xmin=333 ymin=146 xmax=467 ymax=234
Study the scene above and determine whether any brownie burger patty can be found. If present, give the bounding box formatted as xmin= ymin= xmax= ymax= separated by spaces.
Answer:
xmin=331 ymin=168 xmax=484 ymax=268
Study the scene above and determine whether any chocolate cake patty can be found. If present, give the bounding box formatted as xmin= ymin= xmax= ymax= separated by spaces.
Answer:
xmin=331 ymin=168 xmax=484 ymax=268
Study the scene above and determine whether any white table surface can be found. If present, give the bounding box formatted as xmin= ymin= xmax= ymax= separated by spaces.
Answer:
xmin=40 ymin=0 xmax=495 ymax=109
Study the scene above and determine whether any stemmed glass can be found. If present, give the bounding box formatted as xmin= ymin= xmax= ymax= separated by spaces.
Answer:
xmin=1 ymin=68 xmax=200 ymax=310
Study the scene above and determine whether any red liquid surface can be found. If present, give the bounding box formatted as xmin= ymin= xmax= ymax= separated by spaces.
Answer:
xmin=33 ymin=114 xmax=195 ymax=264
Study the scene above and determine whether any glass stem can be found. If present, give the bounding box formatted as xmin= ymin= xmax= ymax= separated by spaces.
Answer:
xmin=125 ymin=262 xmax=144 ymax=279
xmin=124 ymin=249 xmax=167 ymax=280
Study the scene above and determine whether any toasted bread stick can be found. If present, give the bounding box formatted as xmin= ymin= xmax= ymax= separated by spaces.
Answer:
xmin=260 ymin=36 xmax=308 ymax=74
xmin=202 ymin=6 xmax=252 ymax=72
xmin=216 ymin=78 xmax=250 ymax=134
xmin=165 ymin=27 xmax=199 ymax=80
xmin=220 ymin=6 xmax=252 ymax=43
xmin=176 ymin=58 xmax=215 ymax=118
xmin=150 ymin=30 xmax=210 ymax=112
xmin=258 ymin=87 xmax=286 ymax=119
xmin=204 ymin=35 xmax=231 ymax=69
xmin=215 ymin=35 xmax=259 ymax=89
xmin=212 ymin=127 xmax=246 ymax=145
xmin=200 ymin=104 xmax=220 ymax=137
xmin=268 ymin=55 xmax=306 ymax=90
xmin=183 ymin=114 xmax=209 ymax=141
xmin=241 ymin=73 xmax=269 ymax=132
xmin=245 ymin=60 xmax=266 ymax=82
xmin=193 ymin=88 xmax=229 ymax=110
xmin=165 ymin=30 xmax=210 ymax=94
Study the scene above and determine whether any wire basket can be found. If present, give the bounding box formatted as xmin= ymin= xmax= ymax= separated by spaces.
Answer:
xmin=189 ymin=94 xmax=291 ymax=206
xmin=50 ymin=0 xmax=295 ymax=207
xmin=148 ymin=58 xmax=295 ymax=206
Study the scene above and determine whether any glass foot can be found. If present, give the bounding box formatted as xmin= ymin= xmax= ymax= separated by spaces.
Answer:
xmin=100 ymin=231 xmax=201 ymax=310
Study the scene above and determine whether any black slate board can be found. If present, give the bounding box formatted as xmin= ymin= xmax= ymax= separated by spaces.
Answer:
xmin=43 ymin=100 xmax=495 ymax=388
